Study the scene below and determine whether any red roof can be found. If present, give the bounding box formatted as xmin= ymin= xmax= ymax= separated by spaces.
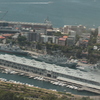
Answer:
xmin=0 ymin=36 xmax=5 ymax=39
xmin=2 ymin=34 xmax=12 ymax=37
xmin=63 ymin=36 xmax=68 ymax=39
xmin=98 ymin=34 xmax=100 ymax=36
xmin=59 ymin=38 xmax=66 ymax=41
xmin=82 ymin=40 xmax=88 ymax=42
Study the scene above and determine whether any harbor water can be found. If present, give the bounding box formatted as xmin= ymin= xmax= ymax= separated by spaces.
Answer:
xmin=0 ymin=0 xmax=100 ymax=28
xmin=0 ymin=71 xmax=98 ymax=96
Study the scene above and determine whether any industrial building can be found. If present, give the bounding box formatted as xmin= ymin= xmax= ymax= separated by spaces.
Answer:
xmin=0 ymin=54 xmax=100 ymax=90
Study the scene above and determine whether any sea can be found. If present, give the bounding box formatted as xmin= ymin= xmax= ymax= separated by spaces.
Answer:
xmin=0 ymin=0 xmax=100 ymax=96
xmin=0 ymin=0 xmax=100 ymax=28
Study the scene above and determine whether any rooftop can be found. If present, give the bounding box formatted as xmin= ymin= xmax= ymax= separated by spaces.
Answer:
xmin=63 ymin=36 xmax=68 ymax=39
xmin=2 ymin=34 xmax=13 ymax=37
xmin=0 ymin=54 xmax=100 ymax=87
xmin=59 ymin=38 xmax=66 ymax=41
xmin=0 ymin=36 xmax=5 ymax=39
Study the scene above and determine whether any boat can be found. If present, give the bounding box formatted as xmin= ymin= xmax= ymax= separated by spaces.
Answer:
xmin=0 ymin=43 xmax=28 ymax=56
xmin=31 ymin=54 xmax=77 ymax=68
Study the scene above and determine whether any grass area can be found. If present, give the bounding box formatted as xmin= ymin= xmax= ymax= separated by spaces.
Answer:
xmin=0 ymin=81 xmax=93 ymax=100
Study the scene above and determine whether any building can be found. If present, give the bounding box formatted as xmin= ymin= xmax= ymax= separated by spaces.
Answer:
xmin=46 ymin=29 xmax=56 ymax=35
xmin=0 ymin=54 xmax=100 ymax=91
xmin=69 ymin=30 xmax=76 ymax=36
xmin=67 ymin=36 xmax=75 ymax=46
xmin=63 ymin=25 xmax=71 ymax=34
xmin=41 ymin=35 xmax=56 ymax=43
xmin=0 ymin=36 xmax=5 ymax=42
xmin=58 ymin=38 xmax=67 ymax=46
xmin=79 ymin=39 xmax=88 ymax=47
xmin=0 ymin=21 xmax=53 ymax=30
xmin=97 ymin=27 xmax=100 ymax=43
xmin=35 ymin=28 xmax=46 ymax=34
xmin=63 ymin=25 xmax=86 ymax=35
xmin=97 ymin=34 xmax=100 ymax=43
xmin=63 ymin=36 xmax=68 ymax=39
xmin=2 ymin=34 xmax=13 ymax=38
xmin=12 ymin=33 xmax=20 ymax=40
xmin=79 ymin=33 xmax=90 ymax=40
xmin=74 ymin=25 xmax=86 ymax=35
xmin=0 ymin=26 xmax=20 ymax=33
xmin=98 ymin=26 xmax=100 ymax=35
xmin=27 ymin=32 xmax=40 ymax=42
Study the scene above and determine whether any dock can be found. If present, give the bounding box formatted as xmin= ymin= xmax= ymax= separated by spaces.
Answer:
xmin=0 ymin=21 xmax=52 ymax=29
xmin=0 ymin=65 xmax=100 ymax=95
xmin=0 ymin=53 xmax=100 ymax=95
xmin=78 ymin=87 xmax=100 ymax=95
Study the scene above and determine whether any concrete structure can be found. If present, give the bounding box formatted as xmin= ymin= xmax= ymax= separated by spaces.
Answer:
xmin=63 ymin=25 xmax=86 ymax=35
xmin=41 ymin=35 xmax=56 ymax=43
xmin=2 ymin=34 xmax=13 ymax=38
xmin=58 ymin=38 xmax=66 ymax=46
xmin=63 ymin=25 xmax=71 ymax=34
xmin=0 ymin=54 xmax=100 ymax=90
xmin=98 ymin=26 xmax=100 ymax=35
xmin=0 ymin=36 xmax=5 ymax=42
xmin=97 ymin=27 xmax=100 ymax=43
xmin=69 ymin=30 xmax=76 ymax=36
xmin=35 ymin=28 xmax=46 ymax=34
xmin=97 ymin=34 xmax=100 ymax=43
xmin=80 ymin=33 xmax=91 ymax=40
xmin=79 ymin=38 xmax=88 ymax=47
xmin=12 ymin=33 xmax=20 ymax=39
xmin=78 ymin=33 xmax=90 ymax=47
xmin=67 ymin=36 xmax=75 ymax=46
xmin=0 ymin=21 xmax=53 ymax=30
xmin=0 ymin=28 xmax=20 ymax=33
xmin=27 ymin=32 xmax=40 ymax=42
xmin=46 ymin=29 xmax=56 ymax=35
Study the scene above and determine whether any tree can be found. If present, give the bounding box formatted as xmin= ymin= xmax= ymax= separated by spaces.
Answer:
xmin=18 ymin=35 xmax=27 ymax=46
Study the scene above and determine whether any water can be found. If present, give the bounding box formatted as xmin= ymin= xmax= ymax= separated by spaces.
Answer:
xmin=0 ymin=0 xmax=100 ymax=28
xmin=0 ymin=72 xmax=98 ymax=96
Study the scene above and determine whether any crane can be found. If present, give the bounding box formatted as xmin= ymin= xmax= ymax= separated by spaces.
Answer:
xmin=0 ymin=11 xmax=8 ymax=20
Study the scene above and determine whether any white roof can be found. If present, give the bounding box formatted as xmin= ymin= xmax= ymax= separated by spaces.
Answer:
xmin=0 ymin=54 xmax=100 ymax=84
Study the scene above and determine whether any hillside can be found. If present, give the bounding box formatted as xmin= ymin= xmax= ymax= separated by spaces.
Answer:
xmin=0 ymin=81 xmax=94 ymax=100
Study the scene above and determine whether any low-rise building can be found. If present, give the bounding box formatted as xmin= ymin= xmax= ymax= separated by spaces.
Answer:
xmin=27 ymin=32 xmax=41 ymax=42
xmin=58 ymin=38 xmax=66 ymax=46
xmin=97 ymin=34 xmax=100 ymax=43
xmin=41 ymin=35 xmax=56 ymax=43
xmin=67 ymin=35 xmax=75 ymax=46
xmin=79 ymin=33 xmax=91 ymax=40
xmin=2 ymin=34 xmax=13 ymax=38
xmin=0 ymin=36 xmax=5 ymax=42
xmin=0 ymin=54 xmax=100 ymax=91
xmin=63 ymin=25 xmax=71 ymax=34
xmin=79 ymin=39 xmax=88 ymax=47
xmin=69 ymin=30 xmax=76 ymax=36
xmin=46 ymin=29 xmax=56 ymax=35
xmin=63 ymin=25 xmax=86 ymax=35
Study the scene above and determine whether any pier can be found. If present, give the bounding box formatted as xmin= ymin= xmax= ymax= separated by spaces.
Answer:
xmin=78 ymin=87 xmax=100 ymax=95
xmin=0 ymin=21 xmax=53 ymax=29
xmin=0 ymin=54 xmax=100 ymax=95
xmin=0 ymin=65 xmax=100 ymax=95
